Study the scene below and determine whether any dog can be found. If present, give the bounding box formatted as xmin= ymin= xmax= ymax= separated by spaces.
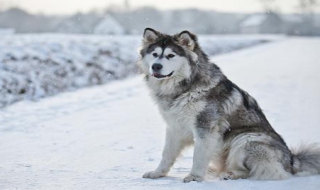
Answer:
xmin=138 ymin=28 xmax=320 ymax=183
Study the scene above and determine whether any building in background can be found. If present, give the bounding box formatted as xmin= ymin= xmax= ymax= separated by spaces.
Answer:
xmin=282 ymin=14 xmax=303 ymax=35
xmin=240 ymin=13 xmax=283 ymax=34
xmin=94 ymin=14 xmax=125 ymax=35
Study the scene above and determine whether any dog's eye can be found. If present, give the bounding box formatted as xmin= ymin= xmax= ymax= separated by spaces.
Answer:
xmin=167 ymin=54 xmax=175 ymax=58
xmin=152 ymin=53 xmax=158 ymax=57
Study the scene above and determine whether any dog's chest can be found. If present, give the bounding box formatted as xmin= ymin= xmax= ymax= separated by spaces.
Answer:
xmin=157 ymin=93 xmax=207 ymax=129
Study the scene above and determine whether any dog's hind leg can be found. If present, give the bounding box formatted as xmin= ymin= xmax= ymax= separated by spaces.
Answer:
xmin=222 ymin=140 xmax=250 ymax=180
xmin=224 ymin=135 xmax=293 ymax=180
xmin=143 ymin=127 xmax=193 ymax=179
xmin=249 ymin=162 xmax=291 ymax=180
xmin=219 ymin=170 xmax=249 ymax=180
xmin=245 ymin=142 xmax=292 ymax=180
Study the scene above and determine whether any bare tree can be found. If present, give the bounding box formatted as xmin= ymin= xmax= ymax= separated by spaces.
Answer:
xmin=295 ymin=0 xmax=320 ymax=35
xmin=0 ymin=0 xmax=5 ymax=11
xmin=0 ymin=0 xmax=16 ymax=11
xmin=298 ymin=0 xmax=319 ymax=23
xmin=260 ymin=0 xmax=277 ymax=12
xmin=298 ymin=0 xmax=319 ymax=14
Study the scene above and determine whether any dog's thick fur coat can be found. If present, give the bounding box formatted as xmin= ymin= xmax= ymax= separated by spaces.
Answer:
xmin=139 ymin=28 xmax=320 ymax=182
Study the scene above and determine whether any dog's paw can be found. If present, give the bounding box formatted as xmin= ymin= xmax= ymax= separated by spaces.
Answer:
xmin=219 ymin=171 xmax=234 ymax=180
xmin=183 ymin=174 xmax=204 ymax=183
xmin=142 ymin=171 xmax=165 ymax=179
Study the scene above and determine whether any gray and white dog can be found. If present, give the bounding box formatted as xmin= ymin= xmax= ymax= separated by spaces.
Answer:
xmin=138 ymin=28 xmax=320 ymax=182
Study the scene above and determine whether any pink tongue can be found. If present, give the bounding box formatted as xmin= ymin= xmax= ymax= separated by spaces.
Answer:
xmin=154 ymin=73 xmax=163 ymax=77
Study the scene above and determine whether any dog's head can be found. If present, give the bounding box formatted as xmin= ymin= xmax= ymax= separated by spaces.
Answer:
xmin=139 ymin=28 xmax=200 ymax=81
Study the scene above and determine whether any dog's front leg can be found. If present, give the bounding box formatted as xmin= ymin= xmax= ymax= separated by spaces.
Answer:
xmin=183 ymin=128 xmax=223 ymax=183
xmin=143 ymin=127 xmax=191 ymax=179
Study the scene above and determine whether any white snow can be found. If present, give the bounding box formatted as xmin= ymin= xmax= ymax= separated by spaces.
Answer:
xmin=0 ymin=37 xmax=320 ymax=189
xmin=0 ymin=34 xmax=281 ymax=108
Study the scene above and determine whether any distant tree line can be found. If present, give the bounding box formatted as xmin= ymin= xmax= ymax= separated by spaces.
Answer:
xmin=0 ymin=6 xmax=319 ymax=36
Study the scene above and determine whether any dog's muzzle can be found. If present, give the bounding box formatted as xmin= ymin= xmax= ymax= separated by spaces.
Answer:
xmin=152 ymin=71 xmax=174 ymax=79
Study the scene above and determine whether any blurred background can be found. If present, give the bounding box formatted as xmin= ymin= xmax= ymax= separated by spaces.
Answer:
xmin=0 ymin=0 xmax=320 ymax=35
xmin=0 ymin=0 xmax=320 ymax=108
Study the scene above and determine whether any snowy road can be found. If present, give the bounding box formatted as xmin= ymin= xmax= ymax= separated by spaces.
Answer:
xmin=1 ymin=38 xmax=320 ymax=190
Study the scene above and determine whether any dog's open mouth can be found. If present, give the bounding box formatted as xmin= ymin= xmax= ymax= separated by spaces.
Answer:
xmin=152 ymin=71 xmax=174 ymax=79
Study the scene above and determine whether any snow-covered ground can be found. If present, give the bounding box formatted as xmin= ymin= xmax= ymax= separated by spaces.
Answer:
xmin=0 ymin=34 xmax=281 ymax=108
xmin=1 ymin=37 xmax=320 ymax=190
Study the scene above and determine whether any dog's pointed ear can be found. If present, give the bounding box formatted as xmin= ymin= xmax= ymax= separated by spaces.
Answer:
xmin=143 ymin=28 xmax=160 ymax=43
xmin=177 ymin=31 xmax=197 ymax=51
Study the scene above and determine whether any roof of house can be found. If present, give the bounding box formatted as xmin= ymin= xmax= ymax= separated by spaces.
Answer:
xmin=241 ymin=14 xmax=267 ymax=27
xmin=94 ymin=14 xmax=125 ymax=35
xmin=281 ymin=15 xmax=303 ymax=23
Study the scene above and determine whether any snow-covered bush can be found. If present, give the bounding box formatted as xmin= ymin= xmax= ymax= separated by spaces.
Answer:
xmin=0 ymin=34 xmax=273 ymax=107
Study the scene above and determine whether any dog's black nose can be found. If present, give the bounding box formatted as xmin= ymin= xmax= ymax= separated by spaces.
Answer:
xmin=152 ymin=63 xmax=163 ymax=71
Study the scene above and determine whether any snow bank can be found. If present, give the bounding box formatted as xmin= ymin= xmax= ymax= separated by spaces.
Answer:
xmin=0 ymin=28 xmax=15 ymax=35
xmin=0 ymin=34 xmax=280 ymax=107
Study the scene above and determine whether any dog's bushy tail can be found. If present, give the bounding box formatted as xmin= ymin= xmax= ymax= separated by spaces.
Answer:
xmin=291 ymin=143 xmax=320 ymax=176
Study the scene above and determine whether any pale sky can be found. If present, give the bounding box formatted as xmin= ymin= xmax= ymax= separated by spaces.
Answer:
xmin=0 ymin=0 xmax=312 ymax=15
